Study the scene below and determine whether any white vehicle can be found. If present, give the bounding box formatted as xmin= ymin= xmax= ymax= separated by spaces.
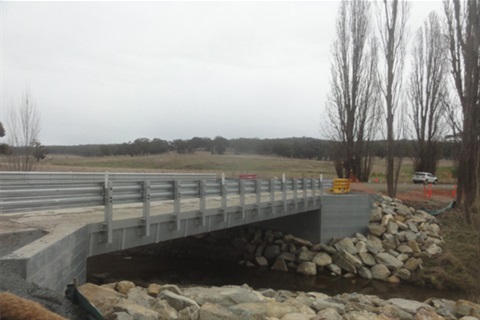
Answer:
xmin=412 ymin=172 xmax=438 ymax=185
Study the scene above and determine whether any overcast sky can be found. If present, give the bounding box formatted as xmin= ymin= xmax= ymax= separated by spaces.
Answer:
xmin=1 ymin=1 xmax=443 ymax=146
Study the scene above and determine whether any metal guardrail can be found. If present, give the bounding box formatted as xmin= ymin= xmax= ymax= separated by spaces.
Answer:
xmin=0 ymin=172 xmax=217 ymax=213
xmin=0 ymin=172 xmax=327 ymax=243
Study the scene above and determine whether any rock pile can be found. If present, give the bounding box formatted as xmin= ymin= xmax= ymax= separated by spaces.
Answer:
xmin=233 ymin=195 xmax=443 ymax=283
xmin=79 ymin=281 xmax=480 ymax=320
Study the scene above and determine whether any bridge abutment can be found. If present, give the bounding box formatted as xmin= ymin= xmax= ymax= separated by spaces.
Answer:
xmin=1 ymin=225 xmax=89 ymax=293
xmin=252 ymin=194 xmax=371 ymax=244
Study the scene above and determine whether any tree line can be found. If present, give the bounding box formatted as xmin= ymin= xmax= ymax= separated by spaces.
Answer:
xmin=45 ymin=136 xmax=459 ymax=162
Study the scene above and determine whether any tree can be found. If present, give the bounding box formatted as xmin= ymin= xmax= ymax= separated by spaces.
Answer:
xmin=0 ymin=122 xmax=5 ymax=137
xmin=408 ymin=12 xmax=448 ymax=175
xmin=326 ymin=0 xmax=381 ymax=182
xmin=376 ymin=0 xmax=410 ymax=197
xmin=32 ymin=140 xmax=48 ymax=162
xmin=443 ymin=0 xmax=479 ymax=224
xmin=212 ymin=136 xmax=228 ymax=155
xmin=6 ymin=90 xmax=41 ymax=171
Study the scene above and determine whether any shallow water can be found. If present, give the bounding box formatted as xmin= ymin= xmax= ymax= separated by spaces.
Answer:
xmin=87 ymin=253 xmax=467 ymax=302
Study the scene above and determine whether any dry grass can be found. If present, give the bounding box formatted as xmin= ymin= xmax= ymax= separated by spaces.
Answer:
xmin=403 ymin=201 xmax=480 ymax=302
xmin=16 ymin=153 xmax=456 ymax=184
xmin=29 ymin=152 xmax=338 ymax=179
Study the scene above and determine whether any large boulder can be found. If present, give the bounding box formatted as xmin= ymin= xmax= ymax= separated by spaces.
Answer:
xmin=116 ymin=281 xmax=136 ymax=295
xmin=333 ymin=253 xmax=357 ymax=274
xmin=366 ymin=235 xmax=384 ymax=255
xmin=199 ymin=302 xmax=239 ymax=320
xmin=313 ymin=252 xmax=332 ymax=267
xmin=182 ymin=285 xmax=263 ymax=308
xmin=376 ymin=252 xmax=404 ymax=270
xmin=371 ymin=264 xmax=390 ymax=281
xmin=151 ymin=300 xmax=178 ymax=319
xmin=112 ymin=302 xmax=159 ymax=320
xmin=158 ymin=290 xmax=199 ymax=311
xmin=78 ymin=283 xmax=126 ymax=317
xmin=296 ymin=262 xmax=317 ymax=276
xmin=334 ymin=238 xmax=358 ymax=255
xmin=229 ymin=301 xmax=299 ymax=319
xmin=368 ymin=223 xmax=386 ymax=237
xmin=272 ymin=256 xmax=289 ymax=272
xmin=147 ymin=284 xmax=182 ymax=297
xmin=388 ymin=298 xmax=432 ymax=315
xmin=264 ymin=245 xmax=281 ymax=259
xmin=126 ymin=287 xmax=155 ymax=308
xmin=455 ymin=300 xmax=480 ymax=318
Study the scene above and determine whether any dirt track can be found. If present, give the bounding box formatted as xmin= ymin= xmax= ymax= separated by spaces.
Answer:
xmin=351 ymin=182 xmax=456 ymax=207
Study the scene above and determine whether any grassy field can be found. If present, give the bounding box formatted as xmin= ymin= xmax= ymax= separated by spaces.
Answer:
xmin=25 ymin=152 xmax=457 ymax=184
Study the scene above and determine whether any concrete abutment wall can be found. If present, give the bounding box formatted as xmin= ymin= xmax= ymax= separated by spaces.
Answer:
xmin=253 ymin=194 xmax=371 ymax=244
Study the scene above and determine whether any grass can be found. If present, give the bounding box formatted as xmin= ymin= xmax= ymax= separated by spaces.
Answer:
xmin=32 ymin=153 xmax=459 ymax=184
xmin=34 ymin=152 xmax=338 ymax=179
xmin=404 ymin=202 xmax=480 ymax=302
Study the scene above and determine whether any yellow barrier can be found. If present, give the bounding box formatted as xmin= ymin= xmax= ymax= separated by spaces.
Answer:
xmin=329 ymin=178 xmax=351 ymax=194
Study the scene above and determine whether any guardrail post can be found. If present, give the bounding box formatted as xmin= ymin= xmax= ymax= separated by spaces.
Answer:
xmin=255 ymin=179 xmax=261 ymax=216
xmin=293 ymin=179 xmax=298 ymax=211
xmin=303 ymin=178 xmax=307 ymax=208
xmin=199 ymin=180 xmax=206 ymax=226
xmin=221 ymin=176 xmax=227 ymax=222
xmin=239 ymin=179 xmax=246 ymax=219
xmin=282 ymin=174 xmax=287 ymax=212
xmin=320 ymin=174 xmax=324 ymax=196
xmin=312 ymin=178 xmax=317 ymax=207
xmin=173 ymin=180 xmax=181 ymax=231
xmin=142 ymin=180 xmax=151 ymax=237
xmin=269 ymin=179 xmax=275 ymax=215
xmin=104 ymin=176 xmax=113 ymax=244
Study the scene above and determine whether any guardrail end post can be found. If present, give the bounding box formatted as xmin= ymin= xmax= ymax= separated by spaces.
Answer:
xmin=104 ymin=180 xmax=113 ymax=244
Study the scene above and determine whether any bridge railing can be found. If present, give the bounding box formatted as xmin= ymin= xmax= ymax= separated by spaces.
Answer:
xmin=0 ymin=172 xmax=217 ymax=213
xmin=1 ymin=172 xmax=327 ymax=243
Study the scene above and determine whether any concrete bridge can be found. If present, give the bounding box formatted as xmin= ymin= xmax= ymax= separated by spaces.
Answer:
xmin=0 ymin=172 xmax=371 ymax=293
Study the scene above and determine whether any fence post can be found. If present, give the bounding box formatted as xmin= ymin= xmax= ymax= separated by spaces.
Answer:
xmin=142 ymin=180 xmax=151 ymax=237
xmin=103 ymin=173 xmax=113 ymax=244
xmin=173 ymin=180 xmax=181 ymax=231
xmin=199 ymin=180 xmax=206 ymax=226
xmin=312 ymin=177 xmax=317 ymax=207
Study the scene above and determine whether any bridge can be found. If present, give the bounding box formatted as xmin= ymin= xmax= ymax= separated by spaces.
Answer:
xmin=0 ymin=172 xmax=371 ymax=293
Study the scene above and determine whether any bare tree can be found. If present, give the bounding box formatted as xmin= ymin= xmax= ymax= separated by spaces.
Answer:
xmin=6 ymin=90 xmax=41 ymax=171
xmin=443 ymin=0 xmax=479 ymax=224
xmin=408 ymin=11 xmax=448 ymax=175
xmin=376 ymin=0 xmax=410 ymax=197
xmin=326 ymin=0 xmax=381 ymax=182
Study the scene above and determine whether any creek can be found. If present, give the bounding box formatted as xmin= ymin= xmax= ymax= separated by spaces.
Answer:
xmin=87 ymin=252 xmax=467 ymax=303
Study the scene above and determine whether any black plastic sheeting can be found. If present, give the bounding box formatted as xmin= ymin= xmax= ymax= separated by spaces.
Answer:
xmin=65 ymin=284 xmax=105 ymax=320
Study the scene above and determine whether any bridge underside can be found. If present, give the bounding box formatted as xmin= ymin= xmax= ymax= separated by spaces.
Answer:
xmin=0 ymin=194 xmax=370 ymax=293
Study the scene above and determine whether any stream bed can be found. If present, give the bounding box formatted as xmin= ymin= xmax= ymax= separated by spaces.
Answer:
xmin=87 ymin=252 xmax=467 ymax=302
